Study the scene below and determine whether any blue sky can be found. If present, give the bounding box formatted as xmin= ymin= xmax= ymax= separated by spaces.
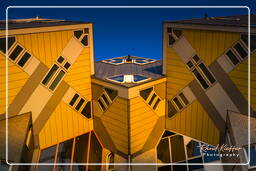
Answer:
xmin=0 ymin=0 xmax=254 ymax=61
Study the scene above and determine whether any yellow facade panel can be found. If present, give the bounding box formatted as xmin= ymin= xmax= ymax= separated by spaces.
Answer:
xmin=183 ymin=29 xmax=240 ymax=65
xmin=39 ymin=101 xmax=92 ymax=149
xmin=16 ymin=30 xmax=73 ymax=68
xmin=64 ymin=47 xmax=92 ymax=100
xmin=0 ymin=54 xmax=29 ymax=114
xmin=166 ymin=100 xmax=220 ymax=146
xmin=166 ymin=47 xmax=193 ymax=100
xmin=229 ymin=54 xmax=256 ymax=111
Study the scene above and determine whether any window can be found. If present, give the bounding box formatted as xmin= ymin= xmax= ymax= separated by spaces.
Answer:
xmin=244 ymin=144 xmax=256 ymax=169
xmin=167 ymin=101 xmax=177 ymax=118
xmin=103 ymin=56 xmax=157 ymax=65
xmin=98 ymin=88 xmax=117 ymax=112
xmin=74 ymin=30 xmax=83 ymax=39
xmin=17 ymin=52 xmax=31 ymax=67
xmin=234 ymin=42 xmax=247 ymax=59
xmin=198 ymin=63 xmax=216 ymax=84
xmin=0 ymin=37 xmax=16 ymax=53
xmin=42 ymin=64 xmax=59 ymax=85
xmin=81 ymin=101 xmax=91 ymax=118
xmin=69 ymin=93 xmax=79 ymax=106
xmin=108 ymin=74 xmax=149 ymax=84
xmin=25 ymin=128 xmax=32 ymax=148
xmin=81 ymin=35 xmax=88 ymax=46
xmin=187 ymin=54 xmax=216 ymax=90
xmin=9 ymin=45 xmax=23 ymax=61
xmin=179 ymin=93 xmax=188 ymax=105
xmin=241 ymin=34 xmax=256 ymax=52
xmin=49 ymin=70 xmax=65 ymax=91
xmin=153 ymin=98 xmax=161 ymax=110
xmin=149 ymin=93 xmax=156 ymax=105
xmin=73 ymin=29 xmax=89 ymax=47
xmin=167 ymin=27 xmax=183 ymax=46
xmin=37 ymin=145 xmax=56 ymax=171
xmin=75 ymin=98 xmax=85 ymax=111
xmin=157 ymin=132 xmax=221 ymax=171
xmin=41 ymin=56 xmax=71 ymax=91
xmin=173 ymin=97 xmax=183 ymax=110
xmin=140 ymin=87 xmax=153 ymax=101
xmin=226 ymin=50 xmax=240 ymax=66
xmin=56 ymin=139 xmax=73 ymax=171
xmin=57 ymin=56 xmax=65 ymax=64
xmin=88 ymin=132 xmax=102 ymax=171
xmin=38 ymin=131 xmax=103 ymax=171
xmin=168 ymin=90 xmax=190 ymax=118
xmin=192 ymin=68 xmax=209 ymax=89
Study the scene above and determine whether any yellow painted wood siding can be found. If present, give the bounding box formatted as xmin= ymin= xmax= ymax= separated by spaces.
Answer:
xmin=0 ymin=53 xmax=29 ymax=114
xmin=166 ymin=100 xmax=220 ymax=146
xmin=183 ymin=30 xmax=240 ymax=65
xmin=64 ymin=47 xmax=92 ymax=100
xmin=101 ymin=97 xmax=128 ymax=154
xmin=166 ymin=47 xmax=193 ymax=99
xmin=129 ymin=96 xmax=159 ymax=154
xmin=39 ymin=101 xmax=93 ymax=149
xmin=16 ymin=30 xmax=73 ymax=68
xmin=229 ymin=53 xmax=256 ymax=111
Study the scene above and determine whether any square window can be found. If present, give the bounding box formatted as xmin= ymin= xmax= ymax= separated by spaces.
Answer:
xmin=192 ymin=55 xmax=200 ymax=63
xmin=186 ymin=61 xmax=194 ymax=69
xmin=57 ymin=56 xmax=65 ymax=64
xmin=74 ymin=30 xmax=83 ymax=39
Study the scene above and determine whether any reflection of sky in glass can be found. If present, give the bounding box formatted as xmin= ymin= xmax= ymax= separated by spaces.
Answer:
xmin=134 ymin=75 xmax=148 ymax=82
xmin=109 ymin=75 xmax=124 ymax=82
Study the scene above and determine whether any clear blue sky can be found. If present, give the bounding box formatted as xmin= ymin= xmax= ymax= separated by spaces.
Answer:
xmin=0 ymin=0 xmax=254 ymax=61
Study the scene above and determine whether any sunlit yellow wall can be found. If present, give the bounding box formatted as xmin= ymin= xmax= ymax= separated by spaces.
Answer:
xmin=16 ymin=30 xmax=73 ymax=68
xmin=183 ymin=30 xmax=240 ymax=65
xmin=0 ymin=53 xmax=29 ymax=114
xmin=101 ymin=97 xmax=129 ymax=154
xmin=166 ymin=100 xmax=220 ymax=146
xmin=166 ymin=47 xmax=193 ymax=99
xmin=64 ymin=47 xmax=92 ymax=100
xmin=129 ymin=96 xmax=159 ymax=154
xmin=39 ymin=101 xmax=93 ymax=149
xmin=229 ymin=53 xmax=256 ymax=111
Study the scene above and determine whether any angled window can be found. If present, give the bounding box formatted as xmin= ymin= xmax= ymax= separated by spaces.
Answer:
xmin=186 ymin=60 xmax=194 ymax=69
xmin=167 ymin=101 xmax=177 ymax=118
xmin=241 ymin=34 xmax=256 ymax=51
xmin=98 ymin=98 xmax=106 ymax=111
xmin=233 ymin=42 xmax=247 ymax=59
xmin=73 ymin=133 xmax=89 ymax=168
xmin=75 ymin=98 xmax=85 ymax=111
xmin=148 ymin=93 xmax=156 ymax=105
xmin=104 ymin=88 xmax=118 ymax=101
xmin=157 ymin=138 xmax=171 ymax=163
xmin=167 ymin=27 xmax=182 ymax=46
xmin=226 ymin=50 xmax=240 ymax=66
xmin=178 ymin=93 xmax=189 ymax=105
xmin=192 ymin=68 xmax=209 ymax=89
xmin=17 ymin=52 xmax=31 ymax=67
xmin=133 ymin=75 xmax=148 ymax=82
xmin=198 ymin=63 xmax=216 ymax=84
xmin=74 ymin=30 xmax=83 ymax=39
xmin=42 ymin=64 xmax=59 ymax=86
xmin=81 ymin=35 xmax=88 ymax=46
xmin=69 ymin=93 xmax=79 ymax=106
xmin=107 ymin=153 xmax=115 ymax=171
xmin=64 ymin=62 xmax=71 ymax=70
xmin=140 ymin=87 xmax=153 ymax=101
xmin=49 ymin=70 xmax=65 ymax=91
xmin=192 ymin=54 xmax=200 ymax=63
xmin=153 ymin=98 xmax=161 ymax=110
xmin=57 ymin=56 xmax=65 ymax=64
xmin=81 ymin=101 xmax=91 ymax=118
xmin=244 ymin=144 xmax=256 ymax=168
xmin=9 ymin=44 xmax=23 ymax=61
xmin=173 ymin=97 xmax=183 ymax=110
xmin=102 ymin=94 xmax=110 ymax=106
xmin=0 ymin=37 xmax=16 ymax=54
